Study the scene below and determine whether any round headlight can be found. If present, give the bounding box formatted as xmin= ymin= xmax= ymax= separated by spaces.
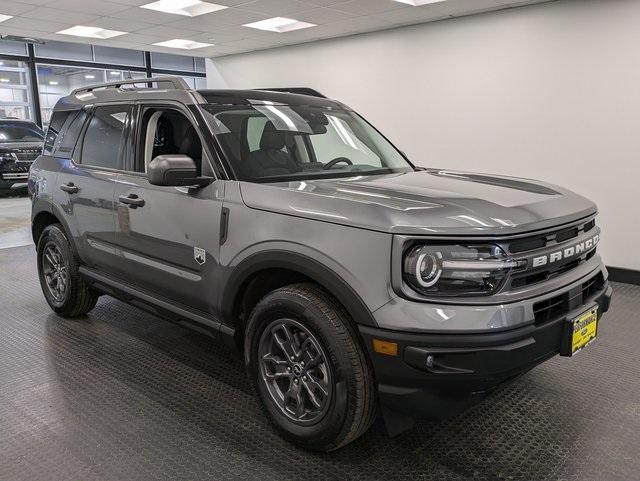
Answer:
xmin=414 ymin=251 xmax=442 ymax=287
xmin=402 ymin=243 xmax=521 ymax=297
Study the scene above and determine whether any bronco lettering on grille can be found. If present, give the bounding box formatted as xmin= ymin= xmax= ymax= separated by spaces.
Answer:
xmin=532 ymin=234 xmax=599 ymax=268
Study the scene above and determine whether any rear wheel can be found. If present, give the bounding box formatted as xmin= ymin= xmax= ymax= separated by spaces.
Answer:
xmin=37 ymin=224 xmax=99 ymax=317
xmin=245 ymin=283 xmax=376 ymax=451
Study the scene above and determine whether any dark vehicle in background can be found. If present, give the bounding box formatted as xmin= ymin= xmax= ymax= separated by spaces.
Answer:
xmin=0 ymin=119 xmax=44 ymax=195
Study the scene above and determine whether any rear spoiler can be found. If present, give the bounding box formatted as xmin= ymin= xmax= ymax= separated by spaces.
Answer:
xmin=258 ymin=88 xmax=326 ymax=98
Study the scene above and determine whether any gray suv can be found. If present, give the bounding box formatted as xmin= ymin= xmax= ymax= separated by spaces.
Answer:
xmin=29 ymin=77 xmax=612 ymax=451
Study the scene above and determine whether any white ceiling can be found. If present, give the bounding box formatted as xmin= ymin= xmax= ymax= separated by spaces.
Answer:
xmin=0 ymin=0 xmax=553 ymax=58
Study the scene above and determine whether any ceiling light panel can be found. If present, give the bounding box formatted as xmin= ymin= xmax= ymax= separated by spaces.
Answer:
xmin=153 ymin=38 xmax=213 ymax=49
xmin=0 ymin=14 xmax=13 ymax=23
xmin=393 ymin=0 xmax=448 ymax=5
xmin=243 ymin=17 xmax=317 ymax=33
xmin=57 ymin=25 xmax=126 ymax=39
xmin=140 ymin=0 xmax=227 ymax=17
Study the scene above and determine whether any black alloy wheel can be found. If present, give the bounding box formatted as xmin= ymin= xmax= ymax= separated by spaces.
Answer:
xmin=41 ymin=242 xmax=69 ymax=303
xmin=258 ymin=319 xmax=333 ymax=425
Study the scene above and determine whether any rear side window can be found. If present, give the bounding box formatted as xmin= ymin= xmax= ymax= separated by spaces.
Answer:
xmin=44 ymin=110 xmax=88 ymax=157
xmin=57 ymin=110 xmax=88 ymax=157
xmin=43 ymin=111 xmax=72 ymax=155
xmin=80 ymin=105 xmax=130 ymax=170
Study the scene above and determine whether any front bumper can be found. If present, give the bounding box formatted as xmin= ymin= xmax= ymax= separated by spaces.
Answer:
xmin=360 ymin=274 xmax=612 ymax=421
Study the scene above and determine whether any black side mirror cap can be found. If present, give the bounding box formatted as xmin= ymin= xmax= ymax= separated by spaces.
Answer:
xmin=147 ymin=154 xmax=213 ymax=188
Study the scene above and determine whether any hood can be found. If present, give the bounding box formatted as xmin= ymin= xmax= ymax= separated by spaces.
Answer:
xmin=239 ymin=169 xmax=597 ymax=236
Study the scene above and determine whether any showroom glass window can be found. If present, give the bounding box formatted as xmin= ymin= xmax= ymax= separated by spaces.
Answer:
xmin=0 ymin=59 xmax=34 ymax=121
xmin=36 ymin=65 xmax=145 ymax=126
xmin=80 ymin=105 xmax=131 ymax=170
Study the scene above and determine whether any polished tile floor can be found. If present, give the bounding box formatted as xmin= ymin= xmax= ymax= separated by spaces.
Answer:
xmin=0 ymin=245 xmax=638 ymax=481
xmin=0 ymin=195 xmax=32 ymax=249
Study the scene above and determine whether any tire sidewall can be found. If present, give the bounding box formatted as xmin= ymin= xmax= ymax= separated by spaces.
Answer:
xmin=245 ymin=290 xmax=355 ymax=448
xmin=37 ymin=225 xmax=73 ymax=311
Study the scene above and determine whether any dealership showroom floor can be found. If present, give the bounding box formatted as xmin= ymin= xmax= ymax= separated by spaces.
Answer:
xmin=2 ymin=0 xmax=640 ymax=480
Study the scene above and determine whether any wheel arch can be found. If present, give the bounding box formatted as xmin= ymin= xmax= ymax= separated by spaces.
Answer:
xmin=31 ymin=203 xmax=73 ymax=246
xmin=221 ymin=250 xmax=379 ymax=345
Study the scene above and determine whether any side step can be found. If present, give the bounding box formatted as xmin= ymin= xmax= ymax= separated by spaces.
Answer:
xmin=79 ymin=266 xmax=236 ymax=348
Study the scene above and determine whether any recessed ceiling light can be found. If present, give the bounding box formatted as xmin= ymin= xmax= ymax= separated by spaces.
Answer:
xmin=84 ymin=74 xmax=95 ymax=79
xmin=0 ymin=78 xmax=9 ymax=83
xmin=57 ymin=25 xmax=126 ymax=39
xmin=49 ymin=81 xmax=59 ymax=85
xmin=0 ymin=14 xmax=13 ymax=23
xmin=153 ymin=38 xmax=213 ymax=49
xmin=110 ymin=71 xmax=120 ymax=76
xmin=243 ymin=17 xmax=316 ymax=33
xmin=392 ymin=0 xmax=448 ymax=5
xmin=140 ymin=0 xmax=227 ymax=17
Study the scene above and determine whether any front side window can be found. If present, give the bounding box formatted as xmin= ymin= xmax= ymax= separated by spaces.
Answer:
xmin=200 ymin=103 xmax=412 ymax=182
xmin=137 ymin=107 xmax=208 ymax=176
xmin=0 ymin=121 xmax=44 ymax=143
xmin=80 ymin=105 xmax=130 ymax=170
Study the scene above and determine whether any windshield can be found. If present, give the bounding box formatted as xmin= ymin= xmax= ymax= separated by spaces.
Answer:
xmin=0 ymin=121 xmax=45 ymax=142
xmin=200 ymin=104 xmax=413 ymax=182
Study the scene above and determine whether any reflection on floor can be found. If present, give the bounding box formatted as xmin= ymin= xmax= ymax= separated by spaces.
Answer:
xmin=0 ymin=195 xmax=32 ymax=249
xmin=0 ymin=245 xmax=638 ymax=481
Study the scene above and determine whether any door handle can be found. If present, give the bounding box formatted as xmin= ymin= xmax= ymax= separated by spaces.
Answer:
xmin=119 ymin=193 xmax=145 ymax=209
xmin=60 ymin=182 xmax=79 ymax=194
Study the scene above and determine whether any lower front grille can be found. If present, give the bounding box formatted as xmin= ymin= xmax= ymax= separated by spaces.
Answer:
xmin=533 ymin=272 xmax=605 ymax=326
xmin=1 ymin=172 xmax=29 ymax=180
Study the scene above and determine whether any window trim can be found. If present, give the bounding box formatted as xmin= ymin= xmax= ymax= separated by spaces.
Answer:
xmin=128 ymin=100 xmax=218 ymax=180
xmin=74 ymin=102 xmax=133 ymax=174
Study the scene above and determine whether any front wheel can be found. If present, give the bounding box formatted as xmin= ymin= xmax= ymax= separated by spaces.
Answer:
xmin=245 ymin=283 xmax=376 ymax=451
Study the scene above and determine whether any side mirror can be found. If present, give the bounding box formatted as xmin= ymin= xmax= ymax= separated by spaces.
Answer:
xmin=147 ymin=154 xmax=212 ymax=188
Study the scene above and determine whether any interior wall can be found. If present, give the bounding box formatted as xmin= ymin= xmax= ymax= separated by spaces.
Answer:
xmin=206 ymin=0 xmax=640 ymax=271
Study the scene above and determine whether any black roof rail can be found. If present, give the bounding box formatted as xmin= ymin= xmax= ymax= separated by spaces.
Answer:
xmin=258 ymin=88 xmax=327 ymax=98
xmin=71 ymin=76 xmax=190 ymax=96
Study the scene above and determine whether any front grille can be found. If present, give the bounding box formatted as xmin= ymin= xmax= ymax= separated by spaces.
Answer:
xmin=533 ymin=272 xmax=605 ymax=325
xmin=14 ymin=148 xmax=40 ymax=162
xmin=507 ymin=218 xmax=598 ymax=289
xmin=1 ymin=163 xmax=31 ymax=173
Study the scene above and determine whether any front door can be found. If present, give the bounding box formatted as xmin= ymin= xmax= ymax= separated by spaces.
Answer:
xmin=111 ymin=105 xmax=224 ymax=315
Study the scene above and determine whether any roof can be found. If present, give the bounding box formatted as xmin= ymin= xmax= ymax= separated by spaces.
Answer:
xmin=53 ymin=76 xmax=346 ymax=112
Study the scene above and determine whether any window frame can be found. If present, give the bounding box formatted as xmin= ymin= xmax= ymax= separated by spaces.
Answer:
xmin=74 ymin=102 xmax=134 ymax=173
xmin=129 ymin=101 xmax=218 ymax=180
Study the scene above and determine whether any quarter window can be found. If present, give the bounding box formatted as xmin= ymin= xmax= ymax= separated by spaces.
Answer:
xmin=80 ymin=105 xmax=130 ymax=170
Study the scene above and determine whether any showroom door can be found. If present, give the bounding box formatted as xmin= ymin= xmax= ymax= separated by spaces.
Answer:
xmin=111 ymin=105 xmax=224 ymax=315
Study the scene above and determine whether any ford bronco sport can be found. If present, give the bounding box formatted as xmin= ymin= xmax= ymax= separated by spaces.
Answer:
xmin=29 ymin=77 xmax=612 ymax=451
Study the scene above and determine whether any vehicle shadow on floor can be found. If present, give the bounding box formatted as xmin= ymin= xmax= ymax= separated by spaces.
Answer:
xmin=36 ymin=294 xmax=593 ymax=481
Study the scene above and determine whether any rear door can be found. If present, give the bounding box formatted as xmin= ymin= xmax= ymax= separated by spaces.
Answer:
xmin=54 ymin=104 xmax=132 ymax=272
xmin=111 ymin=102 xmax=224 ymax=315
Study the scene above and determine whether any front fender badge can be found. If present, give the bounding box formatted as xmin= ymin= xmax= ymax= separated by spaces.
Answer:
xmin=194 ymin=247 xmax=206 ymax=265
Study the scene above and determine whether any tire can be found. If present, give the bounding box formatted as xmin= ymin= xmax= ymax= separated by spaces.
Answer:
xmin=37 ymin=224 xmax=99 ymax=317
xmin=245 ymin=283 xmax=376 ymax=451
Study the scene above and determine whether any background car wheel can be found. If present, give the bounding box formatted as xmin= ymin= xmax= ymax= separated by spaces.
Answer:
xmin=37 ymin=224 xmax=99 ymax=317
xmin=245 ymin=283 xmax=376 ymax=451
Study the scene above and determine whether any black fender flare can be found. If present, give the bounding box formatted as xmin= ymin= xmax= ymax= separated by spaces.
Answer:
xmin=31 ymin=201 xmax=74 ymax=246
xmin=221 ymin=250 xmax=379 ymax=328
